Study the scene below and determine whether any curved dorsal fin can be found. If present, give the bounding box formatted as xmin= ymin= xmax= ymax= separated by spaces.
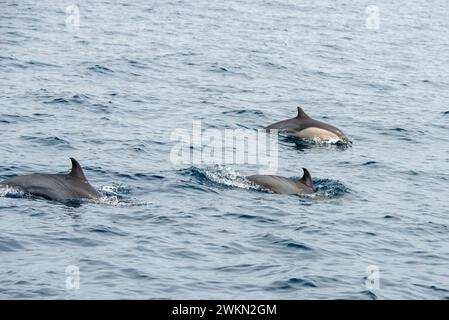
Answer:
xmin=296 ymin=107 xmax=310 ymax=119
xmin=299 ymin=168 xmax=313 ymax=189
xmin=69 ymin=157 xmax=87 ymax=181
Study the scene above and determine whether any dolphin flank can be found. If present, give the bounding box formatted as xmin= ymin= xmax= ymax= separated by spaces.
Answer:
xmin=0 ymin=158 xmax=101 ymax=202
xmin=247 ymin=168 xmax=314 ymax=195
xmin=265 ymin=107 xmax=348 ymax=143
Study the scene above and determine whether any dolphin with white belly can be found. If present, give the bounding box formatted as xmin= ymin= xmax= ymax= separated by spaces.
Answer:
xmin=264 ymin=107 xmax=348 ymax=143
xmin=247 ymin=168 xmax=314 ymax=195
xmin=0 ymin=158 xmax=101 ymax=202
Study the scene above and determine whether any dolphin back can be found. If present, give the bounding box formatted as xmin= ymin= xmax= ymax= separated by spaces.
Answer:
xmin=1 ymin=174 xmax=99 ymax=201
xmin=1 ymin=174 xmax=77 ymax=201
xmin=247 ymin=175 xmax=311 ymax=195
xmin=247 ymin=167 xmax=314 ymax=195
xmin=0 ymin=158 xmax=101 ymax=202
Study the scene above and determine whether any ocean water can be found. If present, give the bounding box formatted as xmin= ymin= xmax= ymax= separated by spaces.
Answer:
xmin=1 ymin=0 xmax=448 ymax=299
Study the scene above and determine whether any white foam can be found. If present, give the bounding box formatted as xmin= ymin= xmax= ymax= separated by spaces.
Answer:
xmin=96 ymin=185 xmax=151 ymax=207
xmin=0 ymin=185 xmax=25 ymax=197
xmin=202 ymin=165 xmax=260 ymax=190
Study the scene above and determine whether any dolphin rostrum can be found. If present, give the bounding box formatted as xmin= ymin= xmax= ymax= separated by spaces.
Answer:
xmin=0 ymin=158 xmax=101 ymax=202
xmin=247 ymin=168 xmax=314 ymax=195
xmin=265 ymin=107 xmax=348 ymax=143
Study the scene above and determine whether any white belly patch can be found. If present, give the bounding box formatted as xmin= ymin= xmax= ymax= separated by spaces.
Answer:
xmin=293 ymin=127 xmax=340 ymax=141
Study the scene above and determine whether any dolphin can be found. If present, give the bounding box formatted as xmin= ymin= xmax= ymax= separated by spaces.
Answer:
xmin=0 ymin=158 xmax=101 ymax=202
xmin=247 ymin=168 xmax=314 ymax=195
xmin=265 ymin=107 xmax=348 ymax=143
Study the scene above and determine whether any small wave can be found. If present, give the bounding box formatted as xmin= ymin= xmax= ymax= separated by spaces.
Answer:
xmin=362 ymin=161 xmax=377 ymax=166
xmin=207 ymin=64 xmax=252 ymax=79
xmin=87 ymin=64 xmax=114 ymax=74
xmin=263 ymin=61 xmax=287 ymax=70
xmin=54 ymin=236 xmax=104 ymax=247
xmin=360 ymin=290 xmax=378 ymax=300
xmin=21 ymin=136 xmax=72 ymax=148
xmin=0 ymin=56 xmax=17 ymax=62
xmin=27 ymin=60 xmax=60 ymax=68
xmin=0 ymin=114 xmax=36 ymax=124
xmin=264 ymin=233 xmax=313 ymax=251
xmin=221 ymin=109 xmax=264 ymax=116
xmin=120 ymin=267 xmax=155 ymax=280
xmin=43 ymin=97 xmax=69 ymax=104
xmin=209 ymin=65 xmax=228 ymax=72
xmin=9 ymin=62 xmax=27 ymax=69
xmin=269 ymin=277 xmax=317 ymax=291
xmin=414 ymin=283 xmax=449 ymax=293
xmin=223 ymin=213 xmax=279 ymax=224
xmin=380 ymin=127 xmax=414 ymax=142
xmin=86 ymin=225 xmax=129 ymax=237
xmin=0 ymin=236 xmax=24 ymax=252
xmin=390 ymin=127 xmax=408 ymax=132
xmin=43 ymin=94 xmax=90 ymax=105
xmin=126 ymin=59 xmax=147 ymax=69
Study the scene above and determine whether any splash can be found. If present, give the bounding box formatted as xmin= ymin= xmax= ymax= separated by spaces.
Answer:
xmin=96 ymin=184 xmax=151 ymax=207
xmin=181 ymin=165 xmax=260 ymax=190
xmin=312 ymin=178 xmax=350 ymax=198
xmin=280 ymin=134 xmax=352 ymax=150
xmin=0 ymin=185 xmax=26 ymax=198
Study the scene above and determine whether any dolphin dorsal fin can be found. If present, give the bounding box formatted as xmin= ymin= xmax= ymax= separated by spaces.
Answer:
xmin=299 ymin=168 xmax=313 ymax=189
xmin=69 ymin=158 xmax=87 ymax=181
xmin=296 ymin=107 xmax=310 ymax=119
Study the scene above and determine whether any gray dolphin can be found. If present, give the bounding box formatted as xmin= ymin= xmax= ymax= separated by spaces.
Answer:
xmin=265 ymin=107 xmax=348 ymax=143
xmin=0 ymin=158 xmax=101 ymax=202
xmin=247 ymin=168 xmax=314 ymax=195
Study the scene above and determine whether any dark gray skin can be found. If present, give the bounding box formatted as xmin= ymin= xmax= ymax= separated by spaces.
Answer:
xmin=247 ymin=168 xmax=314 ymax=195
xmin=265 ymin=107 xmax=348 ymax=143
xmin=0 ymin=158 xmax=101 ymax=202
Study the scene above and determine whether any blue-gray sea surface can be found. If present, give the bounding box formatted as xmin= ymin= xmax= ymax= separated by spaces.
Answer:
xmin=1 ymin=0 xmax=449 ymax=299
